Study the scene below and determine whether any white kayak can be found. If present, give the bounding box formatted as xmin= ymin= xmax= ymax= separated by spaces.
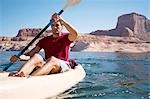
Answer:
xmin=0 ymin=64 xmax=85 ymax=99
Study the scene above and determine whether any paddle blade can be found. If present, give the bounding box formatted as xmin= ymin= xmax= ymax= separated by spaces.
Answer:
xmin=63 ymin=0 xmax=81 ymax=10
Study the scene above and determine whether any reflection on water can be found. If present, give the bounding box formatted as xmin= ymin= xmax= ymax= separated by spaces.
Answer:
xmin=0 ymin=51 xmax=150 ymax=99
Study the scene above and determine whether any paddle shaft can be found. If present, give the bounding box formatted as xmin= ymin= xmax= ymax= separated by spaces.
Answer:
xmin=3 ymin=10 xmax=64 ymax=71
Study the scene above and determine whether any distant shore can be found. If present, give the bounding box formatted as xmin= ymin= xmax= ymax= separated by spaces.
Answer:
xmin=0 ymin=35 xmax=150 ymax=53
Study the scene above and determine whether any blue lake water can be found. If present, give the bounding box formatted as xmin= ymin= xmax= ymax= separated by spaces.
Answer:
xmin=0 ymin=51 xmax=150 ymax=99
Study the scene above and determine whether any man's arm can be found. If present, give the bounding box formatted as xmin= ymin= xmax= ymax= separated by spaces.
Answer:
xmin=10 ymin=46 xmax=41 ymax=62
xmin=25 ymin=46 xmax=41 ymax=57
xmin=61 ymin=18 xmax=78 ymax=41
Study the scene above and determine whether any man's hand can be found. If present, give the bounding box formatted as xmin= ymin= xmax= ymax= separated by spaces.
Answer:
xmin=52 ymin=13 xmax=60 ymax=22
xmin=51 ymin=13 xmax=63 ymax=24
xmin=10 ymin=55 xmax=30 ymax=63
xmin=10 ymin=55 xmax=19 ymax=63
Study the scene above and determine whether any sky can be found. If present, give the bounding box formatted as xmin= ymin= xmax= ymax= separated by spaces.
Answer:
xmin=0 ymin=0 xmax=149 ymax=37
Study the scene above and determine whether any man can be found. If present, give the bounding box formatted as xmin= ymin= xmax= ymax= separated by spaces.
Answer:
xmin=9 ymin=13 xmax=78 ymax=77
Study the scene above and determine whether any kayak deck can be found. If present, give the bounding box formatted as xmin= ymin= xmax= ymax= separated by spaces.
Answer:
xmin=0 ymin=64 xmax=86 ymax=99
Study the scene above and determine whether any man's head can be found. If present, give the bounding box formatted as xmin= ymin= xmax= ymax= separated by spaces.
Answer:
xmin=51 ymin=21 xmax=63 ymax=36
xmin=51 ymin=13 xmax=63 ymax=37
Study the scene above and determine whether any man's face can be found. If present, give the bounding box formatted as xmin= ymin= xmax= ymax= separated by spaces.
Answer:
xmin=51 ymin=21 xmax=62 ymax=35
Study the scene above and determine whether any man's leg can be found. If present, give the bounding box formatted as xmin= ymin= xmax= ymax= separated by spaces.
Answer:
xmin=18 ymin=54 xmax=45 ymax=75
xmin=31 ymin=56 xmax=61 ymax=76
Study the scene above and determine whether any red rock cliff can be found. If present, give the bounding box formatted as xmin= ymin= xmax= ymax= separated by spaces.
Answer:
xmin=90 ymin=12 xmax=150 ymax=41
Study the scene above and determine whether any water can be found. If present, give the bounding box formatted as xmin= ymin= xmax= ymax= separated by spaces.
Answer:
xmin=0 ymin=51 xmax=150 ymax=99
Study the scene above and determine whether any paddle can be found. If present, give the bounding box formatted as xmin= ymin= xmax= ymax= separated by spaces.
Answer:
xmin=2 ymin=0 xmax=81 ymax=71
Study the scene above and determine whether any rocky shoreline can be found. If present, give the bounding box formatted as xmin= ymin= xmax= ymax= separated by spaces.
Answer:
xmin=73 ymin=35 xmax=150 ymax=53
xmin=0 ymin=34 xmax=150 ymax=53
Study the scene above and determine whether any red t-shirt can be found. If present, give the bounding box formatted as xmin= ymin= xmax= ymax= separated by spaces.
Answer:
xmin=37 ymin=33 xmax=72 ymax=61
